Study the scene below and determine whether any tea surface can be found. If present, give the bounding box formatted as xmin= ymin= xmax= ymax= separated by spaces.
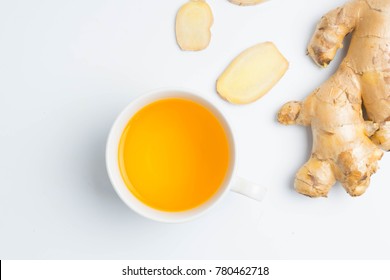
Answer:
xmin=118 ymin=98 xmax=230 ymax=211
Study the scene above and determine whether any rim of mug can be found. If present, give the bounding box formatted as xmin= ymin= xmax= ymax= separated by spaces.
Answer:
xmin=105 ymin=88 xmax=237 ymax=223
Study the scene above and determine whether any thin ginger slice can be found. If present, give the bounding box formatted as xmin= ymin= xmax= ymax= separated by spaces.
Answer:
xmin=175 ymin=0 xmax=213 ymax=51
xmin=228 ymin=0 xmax=267 ymax=6
xmin=217 ymin=42 xmax=288 ymax=104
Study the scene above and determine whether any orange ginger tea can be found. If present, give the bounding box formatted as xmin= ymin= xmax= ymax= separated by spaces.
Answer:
xmin=118 ymin=98 xmax=230 ymax=212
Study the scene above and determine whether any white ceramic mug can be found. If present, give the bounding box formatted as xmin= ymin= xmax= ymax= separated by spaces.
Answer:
xmin=106 ymin=89 xmax=266 ymax=223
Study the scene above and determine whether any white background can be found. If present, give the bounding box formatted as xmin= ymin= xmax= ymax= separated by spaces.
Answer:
xmin=3 ymin=260 xmax=390 ymax=279
xmin=1 ymin=0 xmax=390 ymax=259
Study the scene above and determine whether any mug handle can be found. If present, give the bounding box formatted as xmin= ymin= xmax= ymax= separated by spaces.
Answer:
xmin=231 ymin=177 xmax=267 ymax=202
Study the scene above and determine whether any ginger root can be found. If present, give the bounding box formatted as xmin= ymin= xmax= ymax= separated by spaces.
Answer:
xmin=175 ymin=0 xmax=213 ymax=51
xmin=278 ymin=0 xmax=390 ymax=197
xmin=217 ymin=42 xmax=288 ymax=104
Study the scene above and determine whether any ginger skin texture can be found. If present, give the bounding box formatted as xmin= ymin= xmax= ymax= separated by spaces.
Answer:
xmin=278 ymin=0 xmax=390 ymax=197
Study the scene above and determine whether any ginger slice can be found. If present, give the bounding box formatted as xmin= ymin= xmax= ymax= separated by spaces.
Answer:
xmin=217 ymin=42 xmax=288 ymax=104
xmin=228 ymin=0 xmax=266 ymax=6
xmin=175 ymin=0 xmax=213 ymax=51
